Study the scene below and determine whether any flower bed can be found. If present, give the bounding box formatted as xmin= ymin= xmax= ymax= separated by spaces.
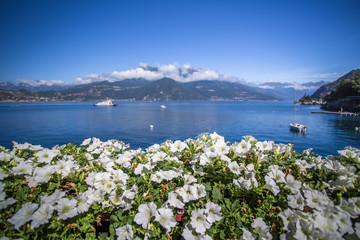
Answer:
xmin=0 ymin=132 xmax=360 ymax=239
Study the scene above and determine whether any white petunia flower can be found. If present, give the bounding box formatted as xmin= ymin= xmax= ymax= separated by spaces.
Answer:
xmin=0 ymin=168 xmax=8 ymax=180
xmin=41 ymin=189 xmax=66 ymax=205
xmin=193 ymin=184 xmax=207 ymax=199
xmin=134 ymin=163 xmax=152 ymax=175
xmin=210 ymin=132 xmax=225 ymax=143
xmin=287 ymin=192 xmax=305 ymax=210
xmin=199 ymin=153 xmax=212 ymax=166
xmin=123 ymin=184 xmax=138 ymax=200
xmin=333 ymin=211 xmax=354 ymax=235
xmin=151 ymin=171 xmax=165 ymax=183
xmin=32 ymin=165 xmax=55 ymax=185
xmin=75 ymin=192 xmax=91 ymax=213
xmin=233 ymin=140 xmax=251 ymax=156
xmin=0 ymin=197 xmax=17 ymax=210
xmin=228 ymin=161 xmax=242 ymax=175
xmin=177 ymin=185 xmax=197 ymax=203
xmin=278 ymin=208 xmax=295 ymax=231
xmin=55 ymin=159 xmax=79 ymax=179
xmin=81 ymin=138 xmax=92 ymax=146
xmin=313 ymin=213 xmax=337 ymax=235
xmin=293 ymin=219 xmax=316 ymax=240
xmin=11 ymin=162 xmax=34 ymax=176
xmin=255 ymin=140 xmax=274 ymax=152
xmin=267 ymin=165 xmax=285 ymax=183
xmin=30 ymin=204 xmax=54 ymax=229
xmin=304 ymin=189 xmax=329 ymax=211
xmin=183 ymin=174 xmax=197 ymax=185
xmin=240 ymin=227 xmax=256 ymax=240
xmin=86 ymin=188 xmax=105 ymax=204
xmin=111 ymin=169 xmax=129 ymax=185
xmin=166 ymin=191 xmax=185 ymax=209
xmin=109 ymin=191 xmax=124 ymax=206
xmin=93 ymin=172 xmax=112 ymax=189
xmin=285 ymin=174 xmax=302 ymax=194
xmin=162 ymin=170 xmax=181 ymax=181
xmin=205 ymin=202 xmax=222 ymax=223
xmin=36 ymin=149 xmax=60 ymax=163
xmin=251 ymin=217 xmax=272 ymax=239
xmin=265 ymin=176 xmax=280 ymax=196
xmin=0 ymin=152 xmax=13 ymax=162
xmin=56 ymin=198 xmax=78 ymax=220
xmin=103 ymin=180 xmax=117 ymax=193
xmin=115 ymin=223 xmax=133 ymax=240
xmin=134 ymin=202 xmax=157 ymax=229
xmin=170 ymin=140 xmax=187 ymax=153
xmin=356 ymin=222 xmax=360 ymax=238
xmin=348 ymin=197 xmax=360 ymax=215
xmin=190 ymin=209 xmax=212 ymax=234
xmin=8 ymin=202 xmax=39 ymax=230
xmin=155 ymin=207 xmax=177 ymax=232
xmin=182 ymin=223 xmax=212 ymax=240
xmin=149 ymin=151 xmax=167 ymax=163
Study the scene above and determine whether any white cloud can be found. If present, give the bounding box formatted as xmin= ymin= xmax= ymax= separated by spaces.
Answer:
xmin=75 ymin=74 xmax=110 ymax=85
xmin=17 ymin=79 xmax=68 ymax=87
xmin=103 ymin=63 xmax=244 ymax=83
xmin=284 ymin=83 xmax=317 ymax=91
xmin=109 ymin=67 xmax=164 ymax=81
xmin=258 ymin=85 xmax=275 ymax=89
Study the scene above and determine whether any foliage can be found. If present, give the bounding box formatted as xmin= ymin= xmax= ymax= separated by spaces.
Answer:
xmin=299 ymin=94 xmax=316 ymax=103
xmin=1 ymin=133 xmax=360 ymax=239
xmin=324 ymin=73 xmax=360 ymax=102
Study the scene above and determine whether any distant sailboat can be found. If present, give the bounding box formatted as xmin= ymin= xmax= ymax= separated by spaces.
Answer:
xmin=289 ymin=93 xmax=306 ymax=132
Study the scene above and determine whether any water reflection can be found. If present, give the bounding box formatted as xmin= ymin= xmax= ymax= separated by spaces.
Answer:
xmin=0 ymin=101 xmax=359 ymax=156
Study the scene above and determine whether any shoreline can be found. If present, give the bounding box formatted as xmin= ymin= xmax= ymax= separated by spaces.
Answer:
xmin=311 ymin=110 xmax=359 ymax=116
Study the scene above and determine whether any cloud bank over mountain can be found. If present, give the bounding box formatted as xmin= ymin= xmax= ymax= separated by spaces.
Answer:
xmin=75 ymin=63 xmax=244 ymax=84
xmin=258 ymin=82 xmax=321 ymax=91
xmin=16 ymin=79 xmax=69 ymax=86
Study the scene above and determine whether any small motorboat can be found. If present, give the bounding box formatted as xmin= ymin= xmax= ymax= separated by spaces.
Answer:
xmin=161 ymin=105 xmax=166 ymax=109
xmin=94 ymin=100 xmax=118 ymax=106
xmin=289 ymin=123 xmax=307 ymax=132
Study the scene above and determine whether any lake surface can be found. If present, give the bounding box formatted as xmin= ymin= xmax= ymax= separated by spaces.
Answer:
xmin=0 ymin=101 xmax=359 ymax=156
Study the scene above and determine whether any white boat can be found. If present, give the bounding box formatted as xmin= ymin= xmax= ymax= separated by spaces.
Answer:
xmin=289 ymin=93 xmax=306 ymax=132
xmin=94 ymin=100 xmax=118 ymax=106
xmin=161 ymin=105 xmax=166 ymax=109
xmin=290 ymin=122 xmax=307 ymax=132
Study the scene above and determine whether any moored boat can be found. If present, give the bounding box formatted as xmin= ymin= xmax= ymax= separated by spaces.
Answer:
xmin=94 ymin=100 xmax=118 ymax=106
xmin=289 ymin=122 xmax=307 ymax=132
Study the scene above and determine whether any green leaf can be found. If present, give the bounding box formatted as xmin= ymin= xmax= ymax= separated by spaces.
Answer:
xmin=231 ymin=199 xmax=240 ymax=211
xmin=225 ymin=198 xmax=232 ymax=211
xmin=212 ymin=186 xmax=222 ymax=202
xmin=203 ymin=182 xmax=212 ymax=191
xmin=110 ymin=215 xmax=119 ymax=222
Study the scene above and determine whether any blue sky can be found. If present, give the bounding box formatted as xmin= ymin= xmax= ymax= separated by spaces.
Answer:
xmin=0 ymin=0 xmax=359 ymax=85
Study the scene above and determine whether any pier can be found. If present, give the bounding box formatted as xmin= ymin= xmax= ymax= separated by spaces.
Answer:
xmin=311 ymin=111 xmax=359 ymax=116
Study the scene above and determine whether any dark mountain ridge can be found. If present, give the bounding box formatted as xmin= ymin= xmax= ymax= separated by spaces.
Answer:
xmin=311 ymin=69 xmax=360 ymax=99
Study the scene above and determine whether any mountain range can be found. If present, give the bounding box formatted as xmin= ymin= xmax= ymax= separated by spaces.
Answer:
xmin=0 ymin=81 xmax=70 ymax=92
xmin=254 ymin=81 xmax=327 ymax=100
xmin=0 ymin=77 xmax=328 ymax=102
xmin=35 ymin=78 xmax=278 ymax=101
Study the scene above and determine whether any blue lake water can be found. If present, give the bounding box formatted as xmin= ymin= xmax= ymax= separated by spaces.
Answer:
xmin=0 ymin=101 xmax=359 ymax=157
